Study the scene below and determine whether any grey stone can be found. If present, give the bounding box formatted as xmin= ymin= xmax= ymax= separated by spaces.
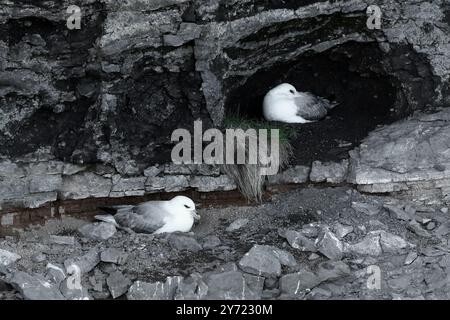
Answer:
xmin=32 ymin=253 xmax=47 ymax=263
xmin=317 ymin=229 xmax=344 ymax=260
xmin=143 ymin=165 xmax=163 ymax=177
xmin=0 ymin=178 xmax=28 ymax=200
xmin=269 ymin=247 xmax=297 ymax=268
xmin=352 ymin=202 xmax=381 ymax=216
xmin=190 ymin=175 xmax=237 ymax=192
xmin=29 ymin=174 xmax=62 ymax=193
xmin=201 ymin=235 xmax=222 ymax=250
xmin=9 ymin=271 xmax=65 ymax=300
xmin=283 ymin=229 xmax=317 ymax=252
xmin=145 ymin=175 xmax=190 ymax=193
xmin=174 ymin=274 xmax=208 ymax=300
xmin=267 ymin=165 xmax=310 ymax=185
xmin=407 ymin=220 xmax=432 ymax=238
xmin=426 ymin=221 xmax=436 ymax=230
xmin=163 ymin=22 xmax=202 ymax=47
xmin=127 ymin=276 xmax=183 ymax=300
xmin=106 ymin=271 xmax=132 ymax=299
xmin=349 ymin=109 xmax=450 ymax=202
xmin=0 ymin=249 xmax=21 ymax=267
xmin=299 ymin=226 xmax=320 ymax=238
xmin=242 ymin=273 xmax=265 ymax=299
xmin=168 ymin=234 xmax=202 ymax=252
xmin=310 ymin=160 xmax=349 ymax=184
xmin=60 ymin=172 xmax=112 ymax=200
xmin=62 ymin=164 xmax=86 ymax=176
xmin=226 ymin=218 xmax=249 ymax=232
xmin=64 ymin=249 xmax=100 ymax=274
xmin=280 ymin=270 xmax=322 ymax=296
xmin=24 ymin=192 xmax=58 ymax=208
xmin=78 ymin=222 xmax=117 ymax=241
xmin=100 ymin=248 xmax=128 ymax=265
xmin=383 ymin=204 xmax=413 ymax=221
xmin=346 ymin=234 xmax=383 ymax=257
xmin=404 ymin=252 xmax=418 ymax=265
xmin=238 ymin=245 xmax=282 ymax=278
xmin=372 ymin=230 xmax=411 ymax=254
xmin=388 ymin=274 xmax=413 ymax=292
xmin=434 ymin=221 xmax=450 ymax=237
xmin=308 ymin=253 xmax=320 ymax=261
xmin=204 ymin=271 xmax=260 ymax=300
xmin=49 ymin=235 xmax=75 ymax=246
xmin=1 ymin=213 xmax=15 ymax=226
xmin=316 ymin=261 xmax=351 ymax=282
xmin=111 ymin=176 xmax=146 ymax=193
xmin=333 ymin=223 xmax=354 ymax=239
xmin=216 ymin=262 xmax=239 ymax=273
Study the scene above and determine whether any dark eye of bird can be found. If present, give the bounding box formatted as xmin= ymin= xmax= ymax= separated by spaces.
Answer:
xmin=184 ymin=205 xmax=190 ymax=209
xmin=290 ymin=90 xmax=295 ymax=94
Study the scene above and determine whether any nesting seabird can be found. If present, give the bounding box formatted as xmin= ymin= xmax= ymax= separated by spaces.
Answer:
xmin=263 ymin=83 xmax=339 ymax=124
xmin=95 ymin=196 xmax=200 ymax=234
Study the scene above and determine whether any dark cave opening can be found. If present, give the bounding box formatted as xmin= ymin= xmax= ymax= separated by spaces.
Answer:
xmin=224 ymin=42 xmax=402 ymax=166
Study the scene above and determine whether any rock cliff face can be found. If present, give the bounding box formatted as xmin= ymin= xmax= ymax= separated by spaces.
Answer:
xmin=0 ymin=0 xmax=449 ymax=210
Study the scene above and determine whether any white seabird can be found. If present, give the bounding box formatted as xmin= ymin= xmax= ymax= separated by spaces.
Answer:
xmin=95 ymin=196 xmax=200 ymax=234
xmin=263 ymin=83 xmax=339 ymax=124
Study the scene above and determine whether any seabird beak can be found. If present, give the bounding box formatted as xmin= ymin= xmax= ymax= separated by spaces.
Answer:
xmin=192 ymin=210 xmax=201 ymax=221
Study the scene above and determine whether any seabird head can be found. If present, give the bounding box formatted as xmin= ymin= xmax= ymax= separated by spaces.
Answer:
xmin=267 ymin=83 xmax=298 ymax=98
xmin=170 ymin=196 xmax=201 ymax=221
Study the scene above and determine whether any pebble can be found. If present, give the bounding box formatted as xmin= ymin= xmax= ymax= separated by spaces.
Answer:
xmin=49 ymin=235 xmax=75 ymax=246
xmin=168 ymin=234 xmax=202 ymax=252
xmin=404 ymin=252 xmax=418 ymax=265
xmin=226 ymin=218 xmax=249 ymax=232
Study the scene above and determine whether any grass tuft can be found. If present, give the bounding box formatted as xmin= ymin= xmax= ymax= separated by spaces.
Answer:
xmin=221 ymin=116 xmax=294 ymax=203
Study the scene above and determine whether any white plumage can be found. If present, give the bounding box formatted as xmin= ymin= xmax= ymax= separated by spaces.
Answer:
xmin=95 ymin=196 xmax=200 ymax=234
xmin=263 ymin=83 xmax=338 ymax=124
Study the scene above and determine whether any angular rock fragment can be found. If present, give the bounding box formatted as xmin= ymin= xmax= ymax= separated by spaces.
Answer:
xmin=78 ymin=222 xmax=117 ymax=241
xmin=0 ymin=249 xmax=21 ymax=267
xmin=283 ymin=230 xmax=317 ymax=252
xmin=9 ymin=271 xmax=65 ymax=300
xmin=168 ymin=234 xmax=202 ymax=252
xmin=238 ymin=245 xmax=295 ymax=278
xmin=128 ymin=276 xmax=183 ymax=300
xmin=316 ymin=261 xmax=351 ymax=282
xmin=49 ymin=235 xmax=76 ymax=246
xmin=352 ymin=202 xmax=381 ymax=216
xmin=280 ymin=269 xmax=322 ymax=296
xmin=317 ymin=229 xmax=344 ymax=260
xmin=100 ymin=248 xmax=128 ymax=265
xmin=106 ymin=271 xmax=132 ymax=299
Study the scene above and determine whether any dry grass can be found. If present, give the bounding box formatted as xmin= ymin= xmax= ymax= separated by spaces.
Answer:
xmin=221 ymin=117 xmax=294 ymax=202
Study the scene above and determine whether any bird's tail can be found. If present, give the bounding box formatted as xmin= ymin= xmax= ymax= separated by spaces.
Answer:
xmin=94 ymin=214 xmax=119 ymax=227
xmin=327 ymin=101 xmax=340 ymax=110
xmin=98 ymin=205 xmax=133 ymax=215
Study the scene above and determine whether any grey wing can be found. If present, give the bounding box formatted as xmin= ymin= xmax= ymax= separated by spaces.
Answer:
xmin=114 ymin=202 xmax=167 ymax=234
xmin=295 ymin=93 xmax=334 ymax=121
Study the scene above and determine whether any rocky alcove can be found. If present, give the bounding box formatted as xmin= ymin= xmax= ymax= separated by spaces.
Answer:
xmin=1 ymin=0 xmax=450 ymax=301
xmin=223 ymin=41 xmax=437 ymax=167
